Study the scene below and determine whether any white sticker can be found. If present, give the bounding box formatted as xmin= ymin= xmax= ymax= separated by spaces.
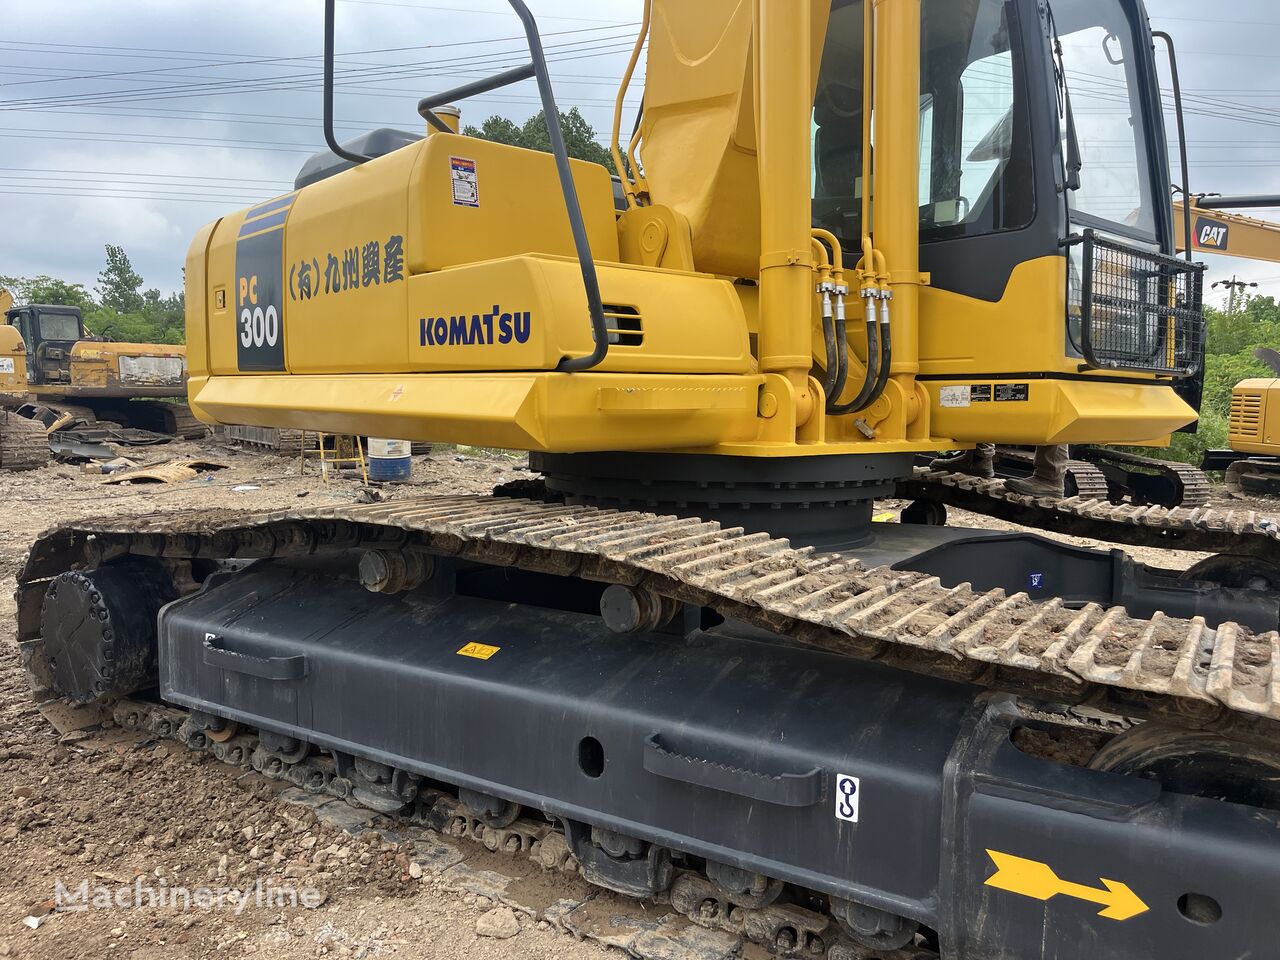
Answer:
xmin=450 ymin=156 xmax=479 ymax=208
xmin=834 ymin=774 xmax=860 ymax=823
xmin=939 ymin=386 xmax=971 ymax=408
xmin=0 ymin=357 xmax=13 ymax=374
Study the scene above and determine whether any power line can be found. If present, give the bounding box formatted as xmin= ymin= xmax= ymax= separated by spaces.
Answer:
xmin=0 ymin=23 xmax=637 ymax=90
xmin=0 ymin=166 xmax=291 ymax=184
xmin=1152 ymin=15 xmax=1280 ymax=27
xmin=0 ymin=129 xmax=317 ymax=155
xmin=0 ymin=175 xmax=290 ymax=194
xmin=335 ymin=0 xmax=630 ymax=23
xmin=0 ymin=35 xmax=640 ymax=110
xmin=0 ymin=188 xmax=262 ymax=205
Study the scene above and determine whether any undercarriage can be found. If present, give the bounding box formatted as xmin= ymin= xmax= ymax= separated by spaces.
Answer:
xmin=17 ymin=461 xmax=1280 ymax=960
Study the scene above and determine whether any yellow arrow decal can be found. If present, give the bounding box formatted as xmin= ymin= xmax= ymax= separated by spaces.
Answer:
xmin=984 ymin=850 xmax=1149 ymax=921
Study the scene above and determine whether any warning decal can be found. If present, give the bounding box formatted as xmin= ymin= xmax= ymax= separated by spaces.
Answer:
xmin=0 ymin=358 xmax=13 ymax=374
xmin=450 ymin=157 xmax=479 ymax=208
xmin=457 ymin=642 xmax=499 ymax=660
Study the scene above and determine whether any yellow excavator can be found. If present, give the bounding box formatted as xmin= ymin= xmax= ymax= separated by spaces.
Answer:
xmin=1171 ymin=196 xmax=1280 ymax=495
xmin=0 ymin=287 xmax=205 ymax=463
xmin=0 ymin=288 xmax=49 ymax=469
xmin=18 ymin=3 xmax=1280 ymax=959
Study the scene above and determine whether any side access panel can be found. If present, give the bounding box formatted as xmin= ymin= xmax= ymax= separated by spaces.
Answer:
xmin=158 ymin=563 xmax=1280 ymax=959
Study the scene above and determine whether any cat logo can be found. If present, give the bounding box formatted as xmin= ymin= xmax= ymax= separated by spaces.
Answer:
xmin=1195 ymin=216 xmax=1230 ymax=251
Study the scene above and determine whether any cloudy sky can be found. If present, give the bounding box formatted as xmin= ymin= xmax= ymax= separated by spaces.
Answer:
xmin=1 ymin=0 xmax=1277 ymax=307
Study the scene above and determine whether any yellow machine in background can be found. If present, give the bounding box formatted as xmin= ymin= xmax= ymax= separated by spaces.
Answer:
xmin=1173 ymin=196 xmax=1280 ymax=266
xmin=0 ymin=290 xmax=199 ymax=444
xmin=1172 ymin=196 xmax=1280 ymax=493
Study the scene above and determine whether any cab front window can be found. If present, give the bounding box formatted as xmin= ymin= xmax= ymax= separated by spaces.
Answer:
xmin=1049 ymin=0 xmax=1160 ymax=242
xmin=37 ymin=312 xmax=82 ymax=343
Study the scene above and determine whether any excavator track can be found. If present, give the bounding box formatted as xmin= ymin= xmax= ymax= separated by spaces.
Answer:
xmin=899 ymin=467 xmax=1279 ymax=558
xmin=220 ymin=424 xmax=311 ymax=454
xmin=1225 ymin=458 xmax=1280 ymax=498
xmin=992 ymin=448 xmax=1111 ymax=501
xmin=110 ymin=399 xmax=209 ymax=439
xmin=16 ymin=494 xmax=1280 ymax=747
xmin=106 ymin=696 xmax=928 ymax=960
xmin=1076 ymin=447 xmax=1212 ymax=509
xmin=0 ymin=410 xmax=49 ymax=471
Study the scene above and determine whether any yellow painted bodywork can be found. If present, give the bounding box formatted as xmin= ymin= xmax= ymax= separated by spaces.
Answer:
xmin=21 ymin=340 xmax=187 ymax=400
xmin=0 ymin=318 xmax=186 ymax=401
xmin=1229 ymin=379 xmax=1280 ymax=456
xmin=0 ymin=326 xmax=27 ymax=401
xmin=1173 ymin=201 xmax=1280 ymax=264
xmin=184 ymin=1 xmax=1196 ymax=461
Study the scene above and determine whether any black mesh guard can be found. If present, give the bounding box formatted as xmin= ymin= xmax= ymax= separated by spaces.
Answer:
xmin=1075 ymin=230 xmax=1206 ymax=377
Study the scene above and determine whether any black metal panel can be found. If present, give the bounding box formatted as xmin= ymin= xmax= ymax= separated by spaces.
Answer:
xmin=157 ymin=563 xmax=1280 ymax=960
xmin=161 ymin=563 xmax=971 ymax=924
xmin=295 ymin=128 xmax=423 ymax=190
xmin=944 ymin=704 xmax=1280 ymax=960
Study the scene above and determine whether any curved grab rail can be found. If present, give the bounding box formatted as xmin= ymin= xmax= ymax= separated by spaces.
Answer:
xmin=323 ymin=0 xmax=610 ymax=371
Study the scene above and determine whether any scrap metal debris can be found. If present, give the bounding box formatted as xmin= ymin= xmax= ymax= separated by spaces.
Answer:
xmin=102 ymin=458 xmax=228 ymax=485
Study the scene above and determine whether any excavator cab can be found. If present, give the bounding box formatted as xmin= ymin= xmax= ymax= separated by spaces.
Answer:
xmin=4 ymin=304 xmax=86 ymax=385
xmin=816 ymin=0 xmax=1174 ymax=281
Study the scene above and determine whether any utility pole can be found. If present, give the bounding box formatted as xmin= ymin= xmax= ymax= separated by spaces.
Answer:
xmin=1213 ymin=275 xmax=1259 ymax=316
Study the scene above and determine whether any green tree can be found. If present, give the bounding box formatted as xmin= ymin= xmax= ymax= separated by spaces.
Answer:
xmin=4 ymin=251 xmax=184 ymax=345
xmin=0 ymin=274 xmax=95 ymax=310
xmin=1136 ymin=296 xmax=1280 ymax=466
xmin=142 ymin=288 xmax=186 ymax=344
xmin=96 ymin=244 xmax=145 ymax=314
xmin=463 ymin=107 xmax=615 ymax=172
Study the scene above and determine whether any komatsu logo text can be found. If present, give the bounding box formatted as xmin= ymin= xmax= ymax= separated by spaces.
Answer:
xmin=420 ymin=306 xmax=532 ymax=347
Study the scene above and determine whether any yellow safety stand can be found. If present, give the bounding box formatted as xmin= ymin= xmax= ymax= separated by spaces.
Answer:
xmin=299 ymin=432 xmax=369 ymax=484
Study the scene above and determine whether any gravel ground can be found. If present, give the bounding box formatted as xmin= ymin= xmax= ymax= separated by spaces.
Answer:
xmin=0 ymin=439 xmax=611 ymax=960
xmin=0 ymin=437 xmax=1266 ymax=958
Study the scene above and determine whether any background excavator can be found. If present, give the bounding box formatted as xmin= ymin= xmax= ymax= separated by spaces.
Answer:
xmin=0 ymin=286 xmax=203 ymax=468
xmin=1170 ymin=196 xmax=1280 ymax=495
xmin=16 ymin=3 xmax=1280 ymax=959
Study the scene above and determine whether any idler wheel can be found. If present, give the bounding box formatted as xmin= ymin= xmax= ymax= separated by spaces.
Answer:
xmin=40 ymin=561 xmax=176 ymax=704
xmin=1090 ymin=725 xmax=1280 ymax=811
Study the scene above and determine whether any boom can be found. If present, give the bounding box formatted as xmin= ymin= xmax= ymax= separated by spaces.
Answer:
xmin=1174 ymin=197 xmax=1280 ymax=264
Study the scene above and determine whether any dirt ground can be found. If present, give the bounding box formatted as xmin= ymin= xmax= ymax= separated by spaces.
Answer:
xmin=0 ymin=440 xmax=613 ymax=960
xmin=0 ymin=438 xmax=1270 ymax=958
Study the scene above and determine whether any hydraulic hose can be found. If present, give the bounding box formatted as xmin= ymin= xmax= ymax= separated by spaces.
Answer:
xmin=867 ymin=294 xmax=894 ymax=408
xmin=827 ymin=241 xmax=885 ymax=416
xmin=827 ymin=294 xmax=880 ymax=415
xmin=811 ymin=239 xmax=840 ymax=402
xmin=830 ymin=311 xmax=850 ymax=403
xmin=811 ymin=229 xmax=849 ymax=403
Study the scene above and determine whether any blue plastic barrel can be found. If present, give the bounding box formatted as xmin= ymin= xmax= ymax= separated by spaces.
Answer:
xmin=366 ymin=438 xmax=412 ymax=482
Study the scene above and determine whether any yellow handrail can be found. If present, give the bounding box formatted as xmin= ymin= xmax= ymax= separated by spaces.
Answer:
xmin=611 ymin=0 xmax=652 ymax=208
